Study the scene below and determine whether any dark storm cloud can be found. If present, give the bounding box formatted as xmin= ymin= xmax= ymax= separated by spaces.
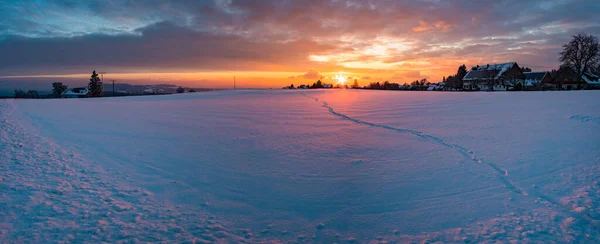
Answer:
xmin=0 ymin=21 xmax=335 ymax=75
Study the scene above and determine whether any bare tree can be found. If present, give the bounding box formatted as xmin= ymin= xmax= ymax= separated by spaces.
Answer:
xmin=559 ymin=33 xmax=600 ymax=82
xmin=594 ymin=63 xmax=600 ymax=74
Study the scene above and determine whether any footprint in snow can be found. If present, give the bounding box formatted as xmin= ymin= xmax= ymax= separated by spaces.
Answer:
xmin=569 ymin=115 xmax=600 ymax=124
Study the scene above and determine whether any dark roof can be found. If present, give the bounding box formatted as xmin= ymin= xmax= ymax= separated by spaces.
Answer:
xmin=523 ymin=72 xmax=547 ymax=81
xmin=72 ymin=87 xmax=87 ymax=92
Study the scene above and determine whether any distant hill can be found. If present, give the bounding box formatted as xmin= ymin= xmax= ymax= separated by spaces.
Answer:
xmin=103 ymin=83 xmax=216 ymax=94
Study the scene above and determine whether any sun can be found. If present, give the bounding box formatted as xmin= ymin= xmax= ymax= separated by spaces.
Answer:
xmin=334 ymin=73 xmax=346 ymax=84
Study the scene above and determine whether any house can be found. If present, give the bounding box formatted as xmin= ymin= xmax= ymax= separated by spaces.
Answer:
xmin=427 ymin=85 xmax=439 ymax=91
xmin=400 ymin=85 xmax=411 ymax=90
xmin=522 ymin=72 xmax=551 ymax=88
xmin=62 ymin=87 xmax=90 ymax=98
xmin=551 ymin=66 xmax=600 ymax=89
xmin=462 ymin=62 xmax=525 ymax=91
xmin=436 ymin=82 xmax=446 ymax=90
xmin=323 ymin=84 xmax=333 ymax=88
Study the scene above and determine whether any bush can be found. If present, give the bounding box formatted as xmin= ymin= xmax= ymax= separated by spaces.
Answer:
xmin=14 ymin=89 xmax=26 ymax=98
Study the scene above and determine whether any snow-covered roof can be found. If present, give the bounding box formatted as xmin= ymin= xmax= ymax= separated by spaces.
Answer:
xmin=523 ymin=72 xmax=548 ymax=86
xmin=582 ymin=72 xmax=600 ymax=85
xmin=569 ymin=67 xmax=600 ymax=85
xmin=63 ymin=87 xmax=89 ymax=96
xmin=463 ymin=62 xmax=517 ymax=81
xmin=324 ymin=84 xmax=333 ymax=88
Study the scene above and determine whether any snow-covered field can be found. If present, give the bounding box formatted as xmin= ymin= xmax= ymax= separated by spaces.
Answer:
xmin=1 ymin=90 xmax=600 ymax=243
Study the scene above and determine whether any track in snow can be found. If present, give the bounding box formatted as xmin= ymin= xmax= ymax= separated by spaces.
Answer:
xmin=569 ymin=115 xmax=600 ymax=125
xmin=302 ymin=92 xmax=600 ymax=232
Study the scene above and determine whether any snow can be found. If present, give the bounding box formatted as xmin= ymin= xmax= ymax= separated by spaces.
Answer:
xmin=62 ymin=87 xmax=89 ymax=96
xmin=466 ymin=62 xmax=516 ymax=79
xmin=582 ymin=73 xmax=600 ymax=85
xmin=1 ymin=90 xmax=600 ymax=243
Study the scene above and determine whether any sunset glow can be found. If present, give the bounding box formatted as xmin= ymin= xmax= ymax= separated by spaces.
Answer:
xmin=1 ymin=0 xmax=599 ymax=88
xmin=334 ymin=73 xmax=346 ymax=85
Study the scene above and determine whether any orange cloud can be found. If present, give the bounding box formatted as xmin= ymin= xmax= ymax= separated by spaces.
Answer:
xmin=412 ymin=20 xmax=453 ymax=32
xmin=300 ymin=69 xmax=324 ymax=79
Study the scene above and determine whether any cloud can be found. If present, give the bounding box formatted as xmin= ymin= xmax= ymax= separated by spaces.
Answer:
xmin=391 ymin=71 xmax=422 ymax=82
xmin=0 ymin=22 xmax=336 ymax=75
xmin=1 ymin=0 xmax=600 ymax=84
xmin=361 ymin=76 xmax=371 ymax=80
xmin=411 ymin=20 xmax=453 ymax=33
xmin=301 ymin=69 xmax=323 ymax=79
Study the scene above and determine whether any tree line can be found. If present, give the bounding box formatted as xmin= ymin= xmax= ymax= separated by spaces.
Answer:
xmin=14 ymin=70 xmax=105 ymax=99
xmin=290 ymin=79 xmax=360 ymax=89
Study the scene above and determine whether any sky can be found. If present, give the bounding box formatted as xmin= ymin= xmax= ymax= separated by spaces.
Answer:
xmin=1 ymin=0 xmax=600 ymax=89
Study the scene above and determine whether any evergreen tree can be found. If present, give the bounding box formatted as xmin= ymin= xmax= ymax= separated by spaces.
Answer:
xmin=52 ymin=82 xmax=68 ymax=98
xmin=352 ymin=79 xmax=359 ymax=89
xmin=176 ymin=87 xmax=185 ymax=93
xmin=455 ymin=64 xmax=468 ymax=88
xmin=88 ymin=70 xmax=103 ymax=97
xmin=188 ymin=89 xmax=196 ymax=92
xmin=446 ymin=75 xmax=455 ymax=88
xmin=315 ymin=80 xmax=323 ymax=88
